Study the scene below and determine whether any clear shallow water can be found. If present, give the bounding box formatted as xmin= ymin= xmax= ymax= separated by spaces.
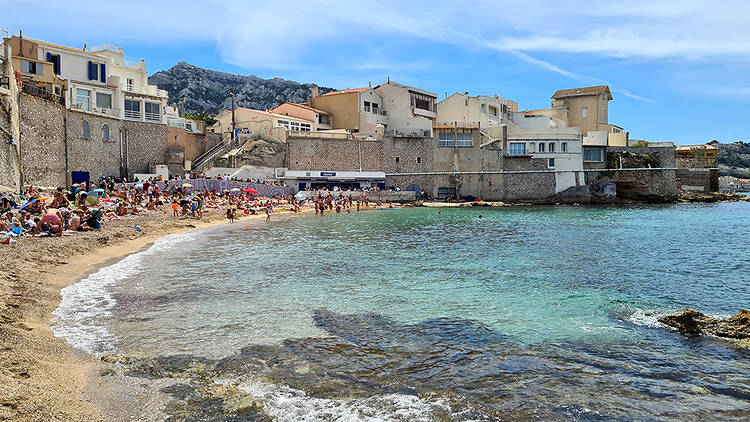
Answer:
xmin=53 ymin=203 xmax=750 ymax=420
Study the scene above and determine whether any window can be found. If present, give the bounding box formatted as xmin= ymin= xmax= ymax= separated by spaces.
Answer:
xmin=410 ymin=92 xmax=435 ymax=111
xmin=437 ymin=187 xmax=456 ymax=200
xmin=561 ymin=142 xmax=567 ymax=152
xmin=124 ymin=99 xmax=141 ymax=119
xmin=145 ymin=103 xmax=160 ymax=121
xmin=21 ymin=60 xmax=43 ymax=75
xmin=548 ymin=158 xmax=555 ymax=168
xmin=529 ymin=143 xmax=536 ymax=153
xmin=438 ymin=132 xmax=454 ymax=147
xmin=548 ymin=142 xmax=555 ymax=153
xmin=102 ymin=124 xmax=110 ymax=141
xmin=364 ymin=101 xmax=371 ymax=112
xmin=76 ymin=89 xmax=91 ymax=111
xmin=277 ymin=119 xmax=290 ymax=129
xmin=81 ymin=120 xmax=91 ymax=139
xmin=96 ymin=92 xmax=112 ymax=109
xmin=456 ymin=133 xmax=472 ymax=147
xmin=126 ymin=78 xmax=134 ymax=91
xmin=300 ymin=123 xmax=311 ymax=131
xmin=581 ymin=106 xmax=589 ymax=119
xmin=509 ymin=142 xmax=526 ymax=156
xmin=583 ymin=147 xmax=604 ymax=162
xmin=290 ymin=121 xmax=301 ymax=131
xmin=538 ymin=142 xmax=545 ymax=152
xmin=395 ymin=157 xmax=400 ymax=164
xmin=416 ymin=156 xmax=421 ymax=164
xmin=488 ymin=105 xmax=499 ymax=118
xmin=372 ymin=103 xmax=379 ymax=114
xmin=88 ymin=61 xmax=99 ymax=81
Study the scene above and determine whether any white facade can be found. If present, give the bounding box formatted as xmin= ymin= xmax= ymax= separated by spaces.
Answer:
xmin=30 ymin=39 xmax=166 ymax=123
xmin=375 ymin=81 xmax=437 ymax=138
xmin=506 ymin=133 xmax=585 ymax=193
xmin=436 ymin=93 xmax=512 ymax=128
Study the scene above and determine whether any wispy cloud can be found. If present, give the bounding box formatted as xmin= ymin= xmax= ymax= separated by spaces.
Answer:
xmin=4 ymin=0 xmax=747 ymax=102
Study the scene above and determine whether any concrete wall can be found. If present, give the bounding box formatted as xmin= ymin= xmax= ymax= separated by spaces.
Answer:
xmin=310 ymin=91 xmax=360 ymax=130
xmin=18 ymin=93 xmax=167 ymax=187
xmin=288 ymin=137 xmax=382 ymax=172
xmin=167 ymin=126 xmax=221 ymax=163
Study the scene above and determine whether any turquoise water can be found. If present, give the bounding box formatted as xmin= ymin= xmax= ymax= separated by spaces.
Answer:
xmin=54 ymin=203 xmax=750 ymax=420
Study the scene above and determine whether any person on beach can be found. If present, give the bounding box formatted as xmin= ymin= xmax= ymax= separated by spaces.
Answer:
xmin=265 ymin=205 xmax=271 ymax=221
xmin=172 ymin=200 xmax=179 ymax=218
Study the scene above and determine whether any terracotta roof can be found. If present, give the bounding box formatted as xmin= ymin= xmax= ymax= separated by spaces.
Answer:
xmin=320 ymin=87 xmax=369 ymax=96
xmin=552 ymin=85 xmax=612 ymax=100
xmin=271 ymin=102 xmax=331 ymax=115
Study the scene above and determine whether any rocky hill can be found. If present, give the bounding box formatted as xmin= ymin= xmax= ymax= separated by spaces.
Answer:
xmin=148 ymin=62 xmax=335 ymax=114
xmin=713 ymin=141 xmax=750 ymax=177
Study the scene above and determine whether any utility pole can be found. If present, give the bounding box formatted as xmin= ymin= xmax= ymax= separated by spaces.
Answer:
xmin=231 ymin=88 xmax=236 ymax=146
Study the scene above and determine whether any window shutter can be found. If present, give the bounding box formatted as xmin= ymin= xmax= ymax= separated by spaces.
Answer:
xmin=46 ymin=52 xmax=52 ymax=62
xmin=54 ymin=55 xmax=61 ymax=75
xmin=88 ymin=61 xmax=94 ymax=80
xmin=100 ymin=63 xmax=106 ymax=83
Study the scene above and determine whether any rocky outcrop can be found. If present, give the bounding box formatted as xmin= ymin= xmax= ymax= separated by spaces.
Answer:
xmin=658 ymin=309 xmax=750 ymax=344
xmin=678 ymin=191 xmax=750 ymax=203
xmin=237 ymin=137 xmax=287 ymax=168
xmin=148 ymin=62 xmax=335 ymax=113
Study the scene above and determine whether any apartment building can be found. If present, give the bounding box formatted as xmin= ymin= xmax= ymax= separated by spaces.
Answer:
xmin=209 ymin=107 xmax=315 ymax=140
xmin=3 ymin=33 xmax=167 ymax=123
xmin=436 ymin=92 xmax=518 ymax=128
xmin=268 ymin=102 xmax=333 ymax=131
xmin=374 ymin=80 xmax=437 ymax=138
xmin=309 ymin=86 xmax=387 ymax=136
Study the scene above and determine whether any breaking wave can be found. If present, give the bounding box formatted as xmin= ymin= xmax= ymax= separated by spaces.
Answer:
xmin=51 ymin=231 xmax=196 ymax=356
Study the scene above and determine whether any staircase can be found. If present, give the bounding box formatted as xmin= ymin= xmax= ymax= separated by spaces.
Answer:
xmin=192 ymin=136 xmax=237 ymax=171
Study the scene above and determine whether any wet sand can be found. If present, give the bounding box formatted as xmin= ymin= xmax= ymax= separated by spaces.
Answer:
xmin=0 ymin=207 xmax=313 ymax=421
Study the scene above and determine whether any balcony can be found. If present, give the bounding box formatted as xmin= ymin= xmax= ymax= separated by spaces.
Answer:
xmin=121 ymin=83 xmax=168 ymax=98
xmin=385 ymin=128 xmax=431 ymax=138
xmin=413 ymin=107 xmax=436 ymax=119
xmin=124 ymin=109 xmax=142 ymax=120
xmin=145 ymin=112 xmax=161 ymax=123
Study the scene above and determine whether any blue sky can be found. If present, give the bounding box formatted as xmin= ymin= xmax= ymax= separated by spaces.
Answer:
xmin=4 ymin=0 xmax=749 ymax=144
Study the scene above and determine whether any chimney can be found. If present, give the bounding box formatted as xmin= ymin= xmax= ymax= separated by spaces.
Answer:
xmin=368 ymin=81 xmax=372 ymax=88
xmin=387 ymin=76 xmax=390 ymax=84
xmin=18 ymin=30 xmax=22 ymax=57
xmin=311 ymin=86 xmax=319 ymax=98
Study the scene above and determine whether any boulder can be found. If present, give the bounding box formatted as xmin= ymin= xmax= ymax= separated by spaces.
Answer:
xmin=658 ymin=309 xmax=750 ymax=341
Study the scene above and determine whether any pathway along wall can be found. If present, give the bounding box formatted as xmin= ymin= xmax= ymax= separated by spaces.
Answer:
xmin=18 ymin=93 xmax=167 ymax=187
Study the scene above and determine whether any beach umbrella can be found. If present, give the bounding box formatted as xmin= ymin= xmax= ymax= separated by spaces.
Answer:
xmin=136 ymin=183 xmax=144 ymax=190
xmin=247 ymin=188 xmax=259 ymax=194
xmin=295 ymin=192 xmax=306 ymax=199
xmin=230 ymin=188 xmax=241 ymax=192
xmin=182 ymin=183 xmax=193 ymax=188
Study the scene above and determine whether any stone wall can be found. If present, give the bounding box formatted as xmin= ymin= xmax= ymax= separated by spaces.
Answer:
xmin=288 ymin=137 xmax=382 ymax=172
xmin=382 ymin=137 xmax=434 ymax=194
xmin=0 ymin=65 xmax=21 ymax=192
xmin=503 ymin=156 xmax=556 ymax=202
xmin=298 ymin=190 xmax=416 ymax=203
xmin=676 ymin=168 xmax=718 ymax=193
xmin=17 ymin=93 xmax=168 ymax=187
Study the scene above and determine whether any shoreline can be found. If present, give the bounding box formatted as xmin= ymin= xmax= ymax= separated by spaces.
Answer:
xmin=0 ymin=207 xmax=315 ymax=421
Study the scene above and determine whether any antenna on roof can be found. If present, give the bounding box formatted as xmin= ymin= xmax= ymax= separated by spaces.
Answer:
xmin=387 ymin=76 xmax=390 ymax=84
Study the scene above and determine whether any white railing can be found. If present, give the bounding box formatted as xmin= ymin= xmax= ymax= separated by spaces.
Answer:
xmin=144 ymin=112 xmax=161 ymax=122
xmin=122 ymin=83 xmax=168 ymax=98
xmin=124 ymin=109 xmax=141 ymax=120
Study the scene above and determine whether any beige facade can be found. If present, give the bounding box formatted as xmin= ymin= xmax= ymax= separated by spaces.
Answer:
xmin=210 ymin=107 xmax=315 ymax=142
xmin=268 ymin=102 xmax=333 ymax=130
xmin=374 ymin=80 xmax=437 ymax=138
xmin=436 ymin=92 xmax=515 ymax=128
xmin=309 ymin=87 xmax=387 ymax=134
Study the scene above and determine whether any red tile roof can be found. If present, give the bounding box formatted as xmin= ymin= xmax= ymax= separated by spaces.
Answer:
xmin=320 ymin=87 xmax=369 ymax=96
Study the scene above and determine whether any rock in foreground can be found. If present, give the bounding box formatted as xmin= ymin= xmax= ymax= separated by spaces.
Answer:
xmin=658 ymin=309 xmax=750 ymax=342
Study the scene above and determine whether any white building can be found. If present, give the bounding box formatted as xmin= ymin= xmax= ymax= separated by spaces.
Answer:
xmin=374 ymin=80 xmax=437 ymax=138
xmin=12 ymin=36 xmax=167 ymax=123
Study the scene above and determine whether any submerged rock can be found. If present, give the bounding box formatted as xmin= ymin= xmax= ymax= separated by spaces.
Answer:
xmin=658 ymin=309 xmax=750 ymax=341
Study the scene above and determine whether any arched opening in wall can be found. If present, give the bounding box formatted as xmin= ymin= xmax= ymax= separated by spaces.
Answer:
xmin=102 ymin=123 xmax=110 ymax=141
xmin=82 ymin=120 xmax=91 ymax=139
xmin=538 ymin=142 xmax=545 ymax=152
xmin=561 ymin=142 xmax=567 ymax=152
xmin=549 ymin=142 xmax=555 ymax=153
xmin=529 ymin=142 xmax=536 ymax=153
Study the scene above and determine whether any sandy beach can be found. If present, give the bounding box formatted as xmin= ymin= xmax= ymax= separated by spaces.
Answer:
xmin=0 ymin=207 xmax=312 ymax=421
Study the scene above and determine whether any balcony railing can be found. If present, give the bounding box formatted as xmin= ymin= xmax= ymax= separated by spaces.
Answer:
xmin=22 ymin=83 xmax=65 ymax=105
xmin=145 ymin=112 xmax=161 ymax=122
xmin=122 ymin=83 xmax=168 ymax=98
xmin=124 ymin=109 xmax=142 ymax=120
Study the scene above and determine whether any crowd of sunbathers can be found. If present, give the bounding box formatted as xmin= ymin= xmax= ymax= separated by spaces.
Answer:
xmin=0 ymin=177 xmax=306 ymax=245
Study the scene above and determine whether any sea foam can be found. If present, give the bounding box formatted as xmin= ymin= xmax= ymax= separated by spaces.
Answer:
xmin=226 ymin=378 xmax=457 ymax=422
xmin=51 ymin=231 xmax=196 ymax=356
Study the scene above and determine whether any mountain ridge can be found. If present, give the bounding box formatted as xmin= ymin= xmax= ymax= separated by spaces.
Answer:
xmin=148 ymin=62 xmax=336 ymax=114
